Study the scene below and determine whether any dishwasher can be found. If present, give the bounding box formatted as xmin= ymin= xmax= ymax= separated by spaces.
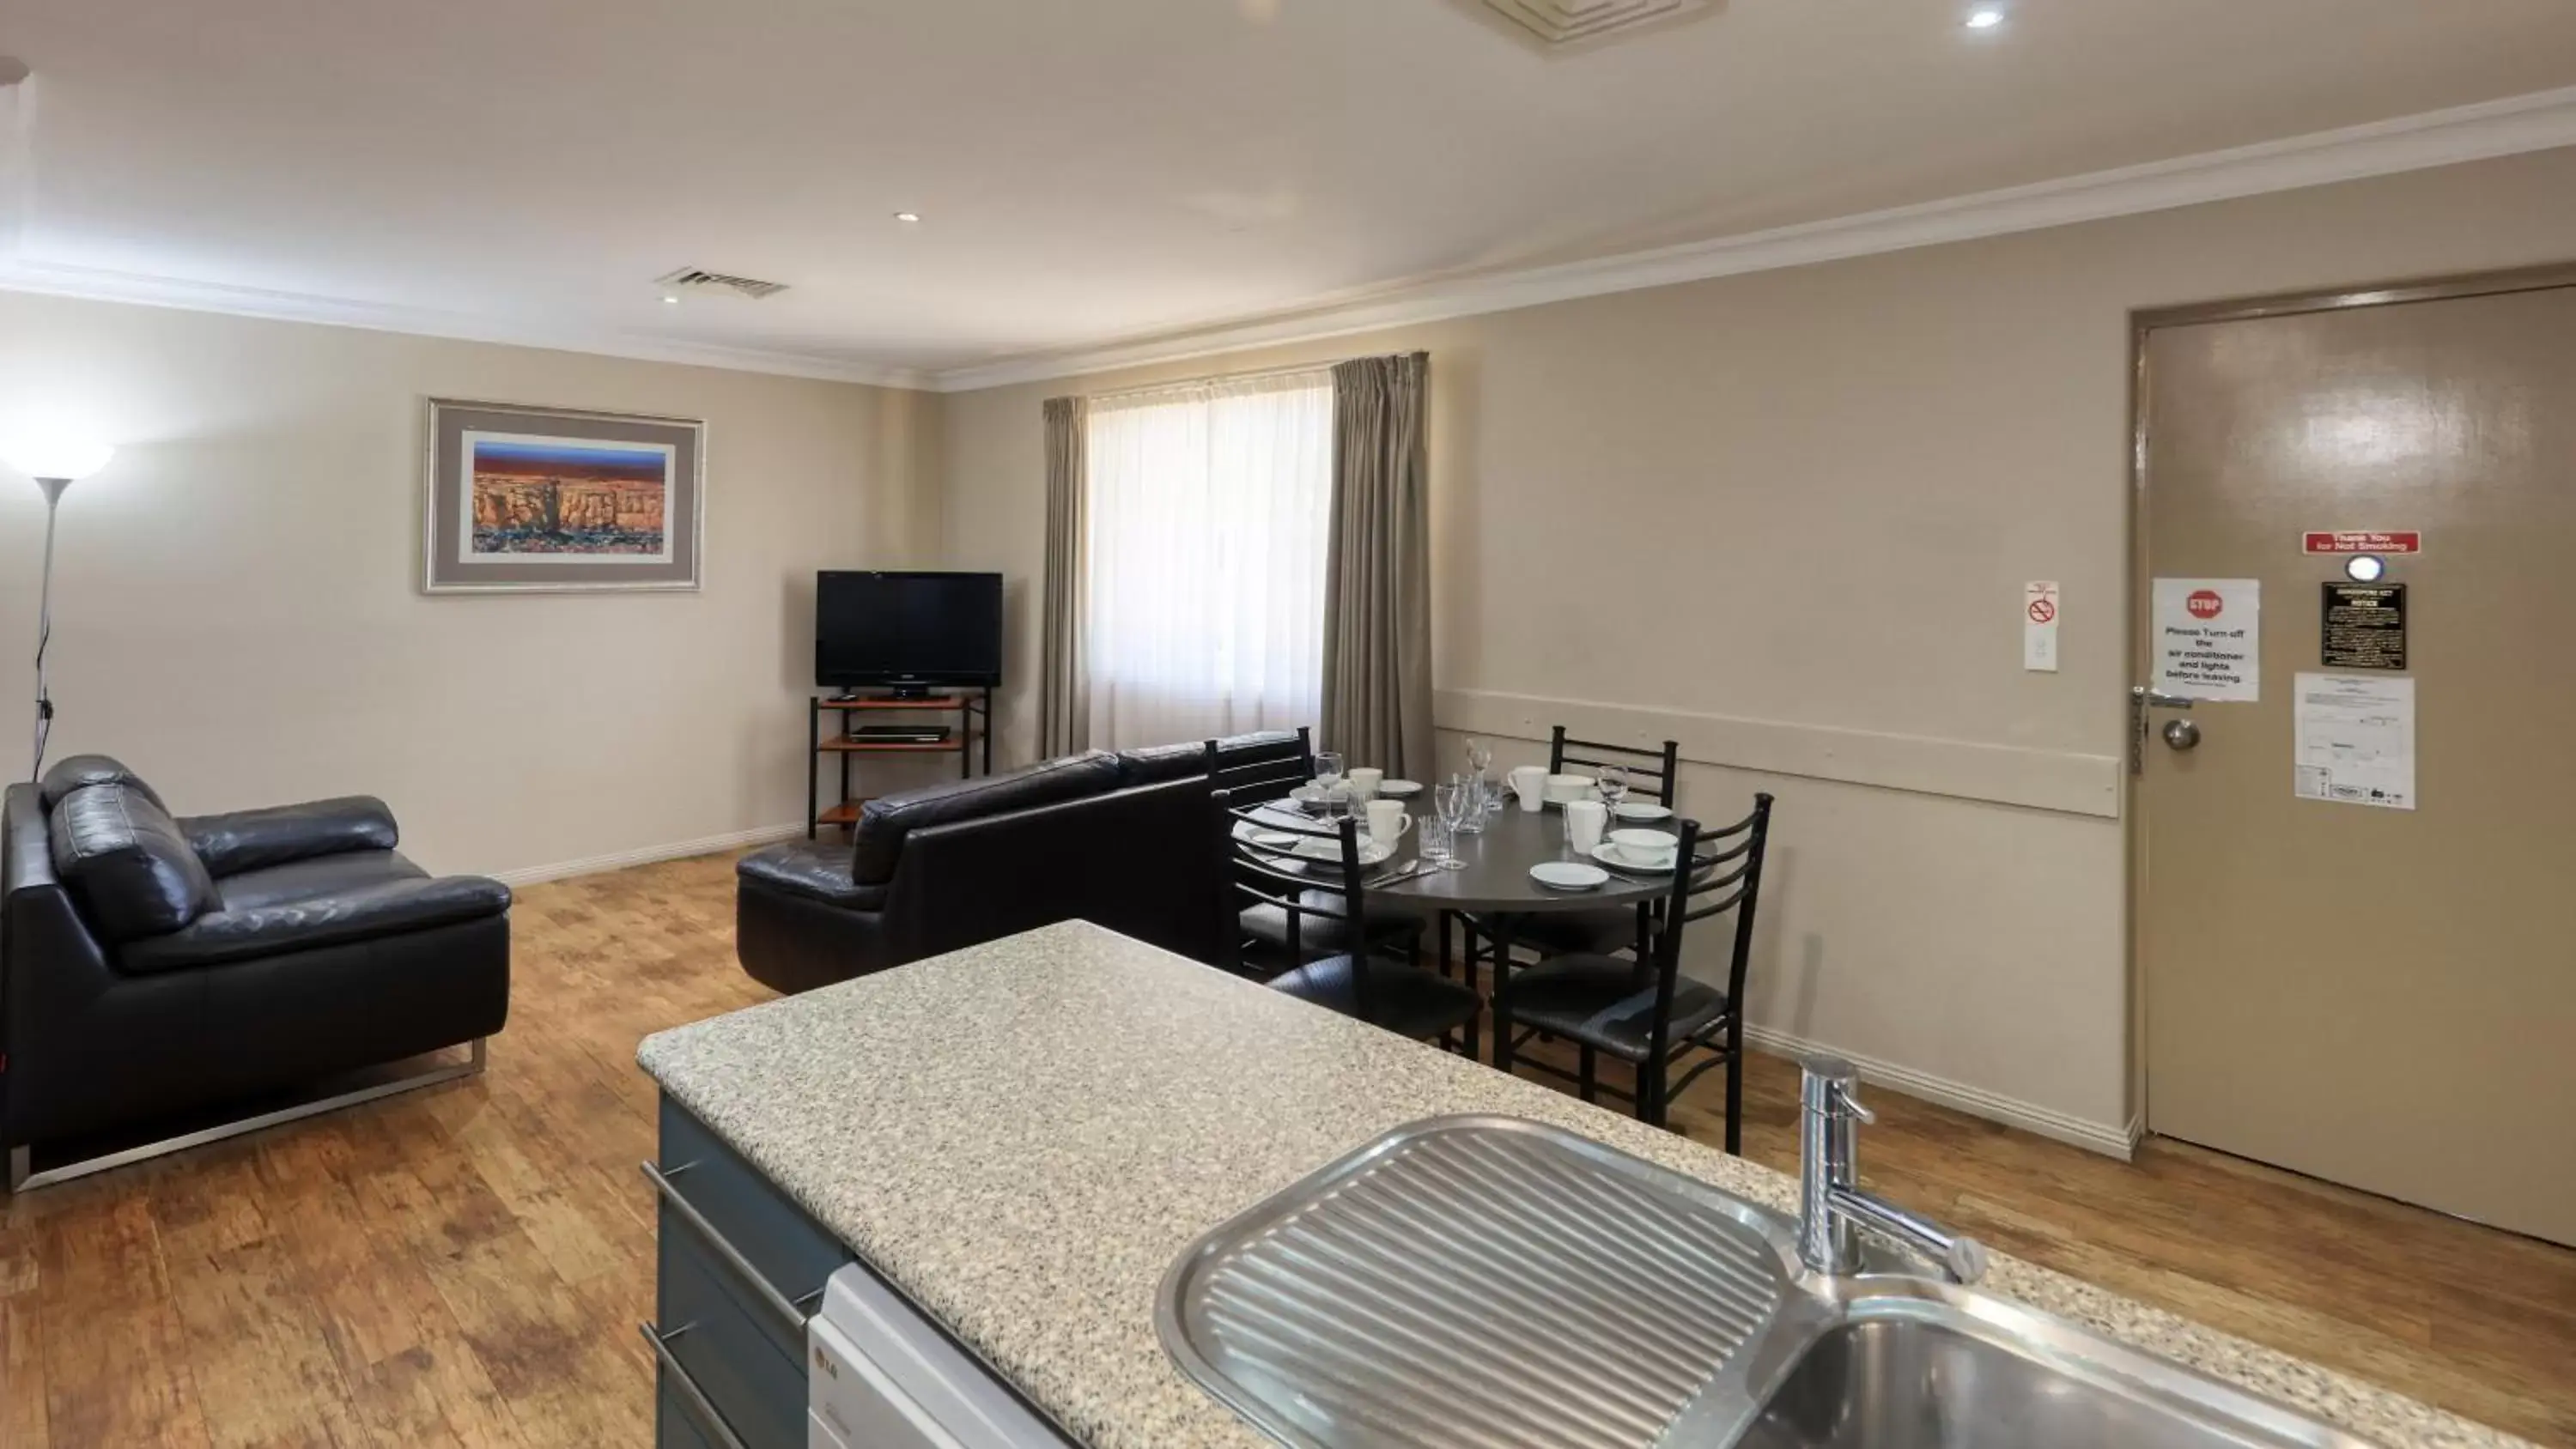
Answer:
xmin=806 ymin=1264 xmax=1066 ymax=1449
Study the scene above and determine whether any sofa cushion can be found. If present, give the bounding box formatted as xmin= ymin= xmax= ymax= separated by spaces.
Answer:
xmin=1115 ymin=742 xmax=1208 ymax=786
xmin=739 ymin=840 xmax=885 ymax=910
xmin=120 ymin=873 xmax=513 ymax=973
xmin=38 ymin=754 xmax=168 ymax=813
xmin=852 ymin=751 xmax=1121 ymax=885
xmin=181 ymin=796 xmax=400 ymax=877
xmin=1214 ymin=730 xmax=1307 ymax=767
xmin=46 ymin=781 xmax=222 ymax=942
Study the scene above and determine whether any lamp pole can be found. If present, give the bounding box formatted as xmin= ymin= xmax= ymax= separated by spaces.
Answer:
xmin=30 ymin=476 xmax=70 ymax=780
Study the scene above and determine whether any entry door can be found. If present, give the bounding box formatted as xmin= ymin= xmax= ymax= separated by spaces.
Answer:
xmin=2139 ymin=276 xmax=2576 ymax=1246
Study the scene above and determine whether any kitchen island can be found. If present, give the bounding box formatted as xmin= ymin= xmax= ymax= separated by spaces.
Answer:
xmin=636 ymin=919 xmax=2523 ymax=1449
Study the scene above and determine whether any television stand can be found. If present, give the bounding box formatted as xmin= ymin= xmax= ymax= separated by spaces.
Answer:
xmin=806 ymin=687 xmax=993 ymax=837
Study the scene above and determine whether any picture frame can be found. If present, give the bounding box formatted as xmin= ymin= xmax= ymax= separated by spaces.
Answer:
xmin=422 ymin=398 xmax=706 ymax=593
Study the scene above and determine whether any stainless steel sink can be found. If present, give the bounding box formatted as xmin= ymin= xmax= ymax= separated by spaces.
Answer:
xmin=1161 ymin=1118 xmax=2376 ymax=1449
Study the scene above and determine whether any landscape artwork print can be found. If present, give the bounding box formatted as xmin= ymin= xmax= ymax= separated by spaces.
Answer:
xmin=465 ymin=431 xmax=675 ymax=561
xmin=423 ymin=399 xmax=703 ymax=593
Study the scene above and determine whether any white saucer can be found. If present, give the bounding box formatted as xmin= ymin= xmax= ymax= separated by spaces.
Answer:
xmin=1376 ymin=779 xmax=1422 ymax=798
xmin=1530 ymin=861 xmax=1610 ymax=891
xmin=1291 ymin=835 xmax=1395 ymax=867
xmin=1613 ymin=802 xmax=1673 ymax=822
xmin=1592 ymin=841 xmax=1676 ymax=874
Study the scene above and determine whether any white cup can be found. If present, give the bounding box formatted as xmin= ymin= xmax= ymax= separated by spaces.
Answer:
xmin=1509 ymin=766 xmax=1548 ymax=812
xmin=1564 ymin=799 xmax=1608 ymax=855
xmin=1364 ymin=798 xmax=1412 ymax=846
xmin=1346 ymin=767 xmax=1383 ymax=802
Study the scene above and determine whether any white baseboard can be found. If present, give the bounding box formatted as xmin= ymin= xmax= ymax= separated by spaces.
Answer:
xmin=1741 ymin=1022 xmax=2140 ymax=1161
xmin=489 ymin=823 xmax=805 ymax=888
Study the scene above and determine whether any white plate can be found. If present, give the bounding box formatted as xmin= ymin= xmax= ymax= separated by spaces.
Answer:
xmin=1530 ymin=862 xmax=1610 ymax=891
xmin=1291 ymin=835 xmax=1395 ymax=867
xmin=1376 ymin=779 xmax=1422 ymax=798
xmin=1592 ymin=841 xmax=1676 ymax=874
xmin=1613 ymin=802 xmax=1673 ymax=822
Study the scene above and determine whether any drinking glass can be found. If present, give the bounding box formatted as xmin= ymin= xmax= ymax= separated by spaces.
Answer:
xmin=1419 ymin=815 xmax=1457 ymax=870
xmin=1319 ymin=781 xmax=1352 ymax=826
xmin=1596 ymin=764 xmax=1631 ymax=819
xmin=1446 ymin=772 xmax=1487 ymax=835
xmin=1314 ymin=750 xmax=1345 ymax=788
xmin=1431 ymin=779 xmax=1470 ymax=865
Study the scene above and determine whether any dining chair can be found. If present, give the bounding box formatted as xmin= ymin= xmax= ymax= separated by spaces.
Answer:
xmin=1492 ymin=794 xmax=1774 ymax=1150
xmin=1216 ymin=791 xmax=1480 ymax=1052
xmin=1212 ymin=776 xmax=1426 ymax=973
xmin=1458 ymin=726 xmax=1686 ymax=985
xmin=1202 ymin=727 xmax=1313 ymax=807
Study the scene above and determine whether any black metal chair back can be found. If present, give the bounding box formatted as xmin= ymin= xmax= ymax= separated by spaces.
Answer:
xmin=1204 ymin=725 xmax=1314 ymax=807
xmin=1214 ymin=787 xmax=1372 ymax=995
xmin=1640 ymin=793 xmax=1774 ymax=1117
xmin=1548 ymin=725 xmax=1682 ymax=807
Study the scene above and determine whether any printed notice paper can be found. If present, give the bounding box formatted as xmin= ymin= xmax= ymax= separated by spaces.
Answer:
xmin=2293 ymin=673 xmax=2415 ymax=810
xmin=2152 ymin=578 xmax=2261 ymax=702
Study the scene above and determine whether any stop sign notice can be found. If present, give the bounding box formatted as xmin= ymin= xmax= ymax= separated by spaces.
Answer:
xmin=2187 ymin=589 xmax=2226 ymax=620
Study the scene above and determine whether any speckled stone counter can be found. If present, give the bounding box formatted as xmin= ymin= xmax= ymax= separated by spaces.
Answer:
xmin=637 ymin=920 xmax=2526 ymax=1449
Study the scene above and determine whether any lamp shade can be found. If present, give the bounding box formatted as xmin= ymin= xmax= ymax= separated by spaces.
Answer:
xmin=2 ymin=435 xmax=115 ymax=482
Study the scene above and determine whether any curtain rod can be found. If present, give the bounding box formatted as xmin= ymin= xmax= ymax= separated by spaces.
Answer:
xmin=1082 ymin=357 xmax=1342 ymax=405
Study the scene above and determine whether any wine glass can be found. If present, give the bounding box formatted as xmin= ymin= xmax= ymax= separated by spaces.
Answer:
xmin=1465 ymin=737 xmax=1500 ymax=813
xmin=1432 ymin=776 xmax=1473 ymax=867
xmin=1314 ymin=749 xmax=1345 ymax=788
xmin=1596 ymin=764 xmax=1631 ymax=821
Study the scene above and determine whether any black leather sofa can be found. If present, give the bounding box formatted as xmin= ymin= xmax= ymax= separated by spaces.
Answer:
xmin=737 ymin=731 xmax=1306 ymax=994
xmin=2 ymin=755 xmax=512 ymax=1189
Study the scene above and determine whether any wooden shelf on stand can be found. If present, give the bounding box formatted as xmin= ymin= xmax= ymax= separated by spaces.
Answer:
xmin=807 ymin=689 xmax=994 ymax=839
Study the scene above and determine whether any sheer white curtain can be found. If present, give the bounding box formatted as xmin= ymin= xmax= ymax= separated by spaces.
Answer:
xmin=1083 ymin=370 xmax=1332 ymax=749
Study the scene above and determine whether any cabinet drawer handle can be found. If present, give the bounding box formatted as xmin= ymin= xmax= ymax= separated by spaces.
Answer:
xmin=642 ymin=1159 xmax=817 ymax=1340
xmin=640 ymin=1321 xmax=750 ymax=1449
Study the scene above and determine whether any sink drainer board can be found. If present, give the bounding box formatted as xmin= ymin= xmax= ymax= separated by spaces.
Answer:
xmin=1157 ymin=1116 xmax=1807 ymax=1449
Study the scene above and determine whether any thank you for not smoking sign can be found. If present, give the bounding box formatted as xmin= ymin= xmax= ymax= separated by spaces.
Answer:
xmin=2153 ymin=578 xmax=2261 ymax=702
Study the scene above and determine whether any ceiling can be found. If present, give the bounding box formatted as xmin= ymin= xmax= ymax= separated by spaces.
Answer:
xmin=5 ymin=0 xmax=2576 ymax=388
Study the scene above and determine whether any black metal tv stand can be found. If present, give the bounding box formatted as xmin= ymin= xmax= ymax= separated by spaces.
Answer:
xmin=806 ymin=688 xmax=993 ymax=838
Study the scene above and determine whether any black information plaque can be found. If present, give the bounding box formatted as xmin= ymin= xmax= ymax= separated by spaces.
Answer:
xmin=2321 ymin=583 xmax=2406 ymax=670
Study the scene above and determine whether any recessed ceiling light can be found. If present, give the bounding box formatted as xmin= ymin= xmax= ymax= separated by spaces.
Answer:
xmin=1965 ymin=9 xmax=2004 ymax=28
xmin=893 ymin=211 xmax=922 ymax=224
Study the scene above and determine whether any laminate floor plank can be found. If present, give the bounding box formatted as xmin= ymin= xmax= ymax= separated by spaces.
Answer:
xmin=0 ymin=851 xmax=2567 ymax=1445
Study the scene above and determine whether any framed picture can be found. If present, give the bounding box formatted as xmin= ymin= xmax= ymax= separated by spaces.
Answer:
xmin=422 ymin=398 xmax=705 ymax=593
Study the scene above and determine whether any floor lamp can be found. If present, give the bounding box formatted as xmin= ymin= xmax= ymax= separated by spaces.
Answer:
xmin=5 ymin=438 xmax=115 ymax=780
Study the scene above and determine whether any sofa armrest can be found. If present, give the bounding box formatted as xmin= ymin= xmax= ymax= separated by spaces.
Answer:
xmin=179 ymin=797 xmax=399 ymax=877
xmin=738 ymin=840 xmax=885 ymax=910
xmin=119 ymin=874 xmax=510 ymax=973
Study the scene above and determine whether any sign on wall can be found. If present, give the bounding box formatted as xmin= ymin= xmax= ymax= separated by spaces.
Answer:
xmin=2152 ymin=578 xmax=2261 ymax=702
xmin=2302 ymin=530 xmax=2421 ymax=555
xmin=2321 ymin=583 xmax=2407 ymax=671
xmin=2294 ymin=673 xmax=2415 ymax=809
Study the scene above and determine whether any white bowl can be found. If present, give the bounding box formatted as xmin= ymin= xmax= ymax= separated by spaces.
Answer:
xmin=1543 ymin=773 xmax=1595 ymax=803
xmin=1593 ymin=841 xmax=1676 ymax=873
xmin=1609 ymin=828 xmax=1680 ymax=856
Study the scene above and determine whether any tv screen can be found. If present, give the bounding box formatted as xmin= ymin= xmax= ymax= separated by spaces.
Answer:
xmin=815 ymin=572 xmax=1003 ymax=690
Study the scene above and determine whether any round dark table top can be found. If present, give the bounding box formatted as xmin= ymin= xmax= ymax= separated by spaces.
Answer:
xmin=1255 ymin=797 xmax=1676 ymax=914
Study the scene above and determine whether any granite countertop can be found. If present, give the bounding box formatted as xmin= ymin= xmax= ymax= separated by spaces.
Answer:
xmin=637 ymin=920 xmax=2525 ymax=1449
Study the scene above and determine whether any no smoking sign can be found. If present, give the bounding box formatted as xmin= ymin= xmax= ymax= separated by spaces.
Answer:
xmin=2024 ymin=581 xmax=2061 ymax=673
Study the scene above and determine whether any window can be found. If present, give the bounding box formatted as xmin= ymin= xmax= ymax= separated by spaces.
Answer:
xmin=1084 ymin=370 xmax=1333 ymax=749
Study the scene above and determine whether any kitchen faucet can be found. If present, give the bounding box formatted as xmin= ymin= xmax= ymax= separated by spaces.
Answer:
xmin=1797 ymin=1054 xmax=1990 ymax=1284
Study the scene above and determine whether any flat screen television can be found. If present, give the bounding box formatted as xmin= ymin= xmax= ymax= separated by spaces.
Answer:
xmin=815 ymin=571 xmax=1004 ymax=695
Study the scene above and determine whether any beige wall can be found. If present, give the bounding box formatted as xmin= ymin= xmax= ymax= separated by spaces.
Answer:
xmin=0 ymin=291 xmax=946 ymax=880
xmin=940 ymin=146 xmax=2576 ymax=1143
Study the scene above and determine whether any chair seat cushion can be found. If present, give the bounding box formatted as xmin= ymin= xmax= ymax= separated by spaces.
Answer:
xmin=214 ymin=848 xmax=427 ymax=912
xmin=1466 ymin=906 xmax=1643 ymax=958
xmin=1506 ymin=954 xmax=1731 ymax=1062
xmin=121 ymin=873 xmax=513 ymax=973
xmin=1242 ymin=894 xmax=1425 ymax=959
xmin=738 ymin=840 xmax=884 ymax=910
xmin=1269 ymin=955 xmax=1482 ymax=1040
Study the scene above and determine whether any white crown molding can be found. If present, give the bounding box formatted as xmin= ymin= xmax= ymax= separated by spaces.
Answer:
xmin=0 ymin=255 xmax=933 ymax=390
xmin=930 ymin=83 xmax=2576 ymax=392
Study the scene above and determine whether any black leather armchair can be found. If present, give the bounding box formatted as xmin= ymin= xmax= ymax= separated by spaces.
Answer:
xmin=737 ymin=731 xmax=1309 ymax=993
xmin=2 ymin=755 xmax=512 ymax=1190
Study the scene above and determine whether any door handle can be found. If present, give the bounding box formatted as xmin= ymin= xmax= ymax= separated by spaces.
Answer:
xmin=2130 ymin=686 xmax=2197 ymax=774
xmin=2162 ymin=718 xmax=2202 ymax=751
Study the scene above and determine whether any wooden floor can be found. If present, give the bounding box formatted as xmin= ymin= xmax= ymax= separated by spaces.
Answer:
xmin=3 ymin=852 xmax=2572 ymax=1447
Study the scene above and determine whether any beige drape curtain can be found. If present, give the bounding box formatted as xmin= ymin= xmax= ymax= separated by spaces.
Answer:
xmin=1038 ymin=396 xmax=1091 ymax=757
xmin=1321 ymin=353 xmax=1435 ymax=777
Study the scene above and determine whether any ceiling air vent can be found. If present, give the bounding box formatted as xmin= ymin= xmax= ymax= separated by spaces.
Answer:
xmin=656 ymin=267 xmax=790 ymax=300
xmin=1459 ymin=0 xmax=1720 ymax=50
